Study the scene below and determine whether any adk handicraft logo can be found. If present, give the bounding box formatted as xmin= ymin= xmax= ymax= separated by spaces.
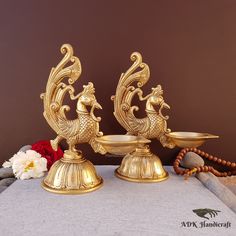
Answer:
xmin=180 ymin=208 xmax=231 ymax=229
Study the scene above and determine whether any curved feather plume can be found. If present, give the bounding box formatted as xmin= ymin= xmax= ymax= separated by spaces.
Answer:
xmin=40 ymin=44 xmax=82 ymax=134
xmin=112 ymin=52 xmax=150 ymax=132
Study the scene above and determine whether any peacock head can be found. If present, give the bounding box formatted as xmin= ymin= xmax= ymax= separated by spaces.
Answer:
xmin=78 ymin=82 xmax=102 ymax=110
xmin=149 ymin=85 xmax=170 ymax=110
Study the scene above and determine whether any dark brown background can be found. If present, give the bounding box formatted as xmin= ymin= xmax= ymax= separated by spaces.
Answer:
xmin=0 ymin=0 xmax=235 ymax=167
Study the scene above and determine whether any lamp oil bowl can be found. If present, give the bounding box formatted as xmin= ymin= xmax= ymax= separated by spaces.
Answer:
xmin=41 ymin=44 xmax=105 ymax=194
xmin=95 ymin=135 xmax=169 ymax=182
xmin=166 ymin=132 xmax=219 ymax=148
xmin=95 ymin=135 xmax=150 ymax=155
xmin=109 ymin=52 xmax=175 ymax=183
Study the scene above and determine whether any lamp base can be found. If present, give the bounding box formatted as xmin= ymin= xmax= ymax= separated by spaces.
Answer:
xmin=42 ymin=150 xmax=103 ymax=194
xmin=115 ymin=146 xmax=168 ymax=183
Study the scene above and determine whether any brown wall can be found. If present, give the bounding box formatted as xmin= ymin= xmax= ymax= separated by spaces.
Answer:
xmin=0 ymin=0 xmax=235 ymax=166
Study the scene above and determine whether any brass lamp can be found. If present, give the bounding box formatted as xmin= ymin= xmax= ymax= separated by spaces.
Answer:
xmin=96 ymin=52 xmax=175 ymax=182
xmin=41 ymin=44 xmax=106 ymax=194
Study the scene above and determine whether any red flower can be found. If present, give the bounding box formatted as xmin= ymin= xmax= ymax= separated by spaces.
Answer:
xmin=31 ymin=140 xmax=63 ymax=170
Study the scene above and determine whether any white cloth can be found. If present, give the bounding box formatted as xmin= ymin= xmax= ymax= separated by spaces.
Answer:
xmin=0 ymin=166 xmax=235 ymax=236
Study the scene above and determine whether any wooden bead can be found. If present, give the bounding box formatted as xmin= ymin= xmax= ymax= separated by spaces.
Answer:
xmin=182 ymin=150 xmax=186 ymax=155
xmin=184 ymin=169 xmax=189 ymax=174
xmin=178 ymin=153 xmax=184 ymax=157
xmin=176 ymin=158 xmax=182 ymax=163
xmin=226 ymin=161 xmax=231 ymax=167
xmin=174 ymin=148 xmax=235 ymax=178
xmin=173 ymin=166 xmax=179 ymax=170
xmin=176 ymin=155 xmax=182 ymax=160
xmin=208 ymin=155 xmax=213 ymax=160
xmin=180 ymin=153 xmax=185 ymax=157
xmin=195 ymin=150 xmax=200 ymax=155
xmin=221 ymin=160 xmax=226 ymax=165
xmin=174 ymin=163 xmax=179 ymax=168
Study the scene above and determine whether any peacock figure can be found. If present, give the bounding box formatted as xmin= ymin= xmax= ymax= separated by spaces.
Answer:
xmin=112 ymin=52 xmax=174 ymax=148
xmin=41 ymin=44 xmax=105 ymax=155
xmin=41 ymin=44 xmax=104 ymax=194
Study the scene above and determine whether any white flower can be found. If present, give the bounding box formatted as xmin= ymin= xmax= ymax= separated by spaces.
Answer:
xmin=2 ymin=161 xmax=12 ymax=168
xmin=12 ymin=150 xmax=47 ymax=180
xmin=2 ymin=152 xmax=22 ymax=168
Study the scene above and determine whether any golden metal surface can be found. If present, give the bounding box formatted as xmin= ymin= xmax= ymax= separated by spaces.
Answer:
xmin=115 ymin=146 xmax=169 ymax=182
xmin=166 ymin=132 xmax=219 ymax=148
xmin=109 ymin=52 xmax=174 ymax=182
xmin=111 ymin=52 xmax=174 ymax=148
xmin=95 ymin=135 xmax=150 ymax=155
xmin=42 ymin=155 xmax=103 ymax=194
xmin=41 ymin=44 xmax=104 ymax=194
xmin=41 ymin=179 xmax=103 ymax=195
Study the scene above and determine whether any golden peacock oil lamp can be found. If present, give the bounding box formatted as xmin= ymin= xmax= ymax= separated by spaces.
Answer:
xmin=96 ymin=52 xmax=176 ymax=182
xmin=41 ymin=44 xmax=106 ymax=194
xmin=96 ymin=52 xmax=219 ymax=183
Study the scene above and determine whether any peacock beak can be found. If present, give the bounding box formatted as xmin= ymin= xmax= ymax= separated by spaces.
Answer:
xmin=93 ymin=101 xmax=102 ymax=110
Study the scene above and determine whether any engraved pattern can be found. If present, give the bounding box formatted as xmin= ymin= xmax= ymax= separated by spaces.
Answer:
xmin=41 ymin=44 xmax=104 ymax=194
xmin=44 ymin=159 xmax=102 ymax=190
xmin=41 ymin=44 xmax=106 ymax=154
xmin=118 ymin=150 xmax=167 ymax=179
xmin=78 ymin=114 xmax=95 ymax=142
xmin=112 ymin=52 xmax=175 ymax=148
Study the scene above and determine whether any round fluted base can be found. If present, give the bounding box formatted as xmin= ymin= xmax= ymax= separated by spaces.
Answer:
xmin=41 ymin=179 xmax=103 ymax=194
xmin=115 ymin=169 xmax=168 ymax=183
xmin=115 ymin=146 xmax=169 ymax=183
xmin=42 ymin=152 xmax=103 ymax=194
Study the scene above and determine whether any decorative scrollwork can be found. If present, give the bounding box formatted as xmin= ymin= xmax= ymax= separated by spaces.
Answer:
xmin=41 ymin=44 xmax=106 ymax=155
xmin=112 ymin=52 xmax=175 ymax=148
